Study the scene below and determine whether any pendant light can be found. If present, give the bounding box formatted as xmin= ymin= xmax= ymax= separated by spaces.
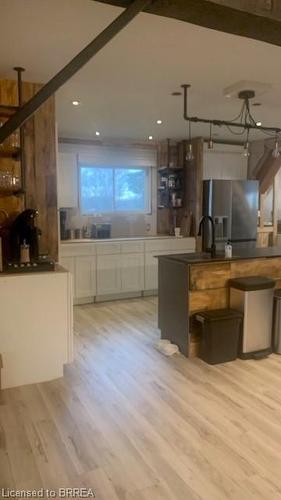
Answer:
xmin=208 ymin=122 xmax=214 ymax=150
xmin=180 ymin=84 xmax=281 ymax=145
xmin=243 ymin=128 xmax=250 ymax=157
xmin=272 ymin=134 xmax=280 ymax=158
xmin=186 ymin=120 xmax=194 ymax=162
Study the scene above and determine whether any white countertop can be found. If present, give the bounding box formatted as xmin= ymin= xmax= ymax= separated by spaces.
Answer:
xmin=0 ymin=264 xmax=67 ymax=278
xmin=60 ymin=236 xmax=193 ymax=244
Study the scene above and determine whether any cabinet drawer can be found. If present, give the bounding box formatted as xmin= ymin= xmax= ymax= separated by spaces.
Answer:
xmin=145 ymin=238 xmax=175 ymax=252
xmin=60 ymin=243 xmax=96 ymax=257
xmin=171 ymin=238 xmax=195 ymax=251
xmin=120 ymin=241 xmax=144 ymax=254
xmin=96 ymin=242 xmax=121 ymax=255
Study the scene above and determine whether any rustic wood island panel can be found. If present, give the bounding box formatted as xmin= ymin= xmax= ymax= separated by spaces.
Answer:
xmin=158 ymin=250 xmax=281 ymax=358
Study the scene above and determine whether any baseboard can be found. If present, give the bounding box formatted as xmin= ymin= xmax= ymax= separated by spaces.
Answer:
xmin=95 ymin=291 xmax=142 ymax=302
xmin=74 ymin=296 xmax=94 ymax=305
xmin=74 ymin=290 xmax=158 ymax=305
xmin=142 ymin=290 xmax=158 ymax=297
xmin=239 ymin=347 xmax=272 ymax=360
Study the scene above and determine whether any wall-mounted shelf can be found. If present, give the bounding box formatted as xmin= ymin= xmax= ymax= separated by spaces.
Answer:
xmin=158 ymin=166 xmax=183 ymax=173
xmin=0 ymin=105 xmax=19 ymax=118
xmin=0 ymin=68 xmax=25 ymax=198
xmin=0 ymin=148 xmax=21 ymax=160
xmin=0 ymin=188 xmax=25 ymax=197
xmin=158 ymin=205 xmax=182 ymax=210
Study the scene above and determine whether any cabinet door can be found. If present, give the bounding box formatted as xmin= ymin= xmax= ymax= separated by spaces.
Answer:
xmin=144 ymin=250 xmax=168 ymax=291
xmin=97 ymin=255 xmax=121 ymax=295
xmin=60 ymin=256 xmax=75 ymax=276
xmin=57 ymin=152 xmax=78 ymax=208
xmin=121 ymin=253 xmax=144 ymax=292
xmin=75 ymin=256 xmax=96 ymax=298
xmin=60 ymin=256 xmax=75 ymax=291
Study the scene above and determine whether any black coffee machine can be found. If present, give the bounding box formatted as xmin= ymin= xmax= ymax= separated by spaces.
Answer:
xmin=60 ymin=209 xmax=68 ymax=240
xmin=10 ymin=209 xmax=41 ymax=262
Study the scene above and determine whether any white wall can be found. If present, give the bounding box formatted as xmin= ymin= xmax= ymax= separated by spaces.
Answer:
xmin=203 ymin=143 xmax=248 ymax=180
xmin=58 ymin=141 xmax=158 ymax=237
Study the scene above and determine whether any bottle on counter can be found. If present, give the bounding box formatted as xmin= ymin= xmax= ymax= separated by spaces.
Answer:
xmin=20 ymin=239 xmax=30 ymax=264
xmin=225 ymin=240 xmax=232 ymax=259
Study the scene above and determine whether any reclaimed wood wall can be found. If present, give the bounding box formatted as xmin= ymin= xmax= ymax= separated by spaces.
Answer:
xmin=157 ymin=137 xmax=203 ymax=239
xmin=0 ymin=79 xmax=58 ymax=260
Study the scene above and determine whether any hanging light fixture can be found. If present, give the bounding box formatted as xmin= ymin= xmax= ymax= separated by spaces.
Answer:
xmin=243 ymin=128 xmax=250 ymax=157
xmin=180 ymin=84 xmax=281 ymax=149
xmin=208 ymin=122 xmax=214 ymax=149
xmin=186 ymin=120 xmax=194 ymax=162
xmin=272 ymin=134 xmax=280 ymax=158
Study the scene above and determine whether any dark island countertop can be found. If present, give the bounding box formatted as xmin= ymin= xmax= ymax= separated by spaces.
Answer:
xmin=156 ymin=246 xmax=281 ymax=265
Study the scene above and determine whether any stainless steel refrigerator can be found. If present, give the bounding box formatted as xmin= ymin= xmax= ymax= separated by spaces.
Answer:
xmin=203 ymin=180 xmax=259 ymax=250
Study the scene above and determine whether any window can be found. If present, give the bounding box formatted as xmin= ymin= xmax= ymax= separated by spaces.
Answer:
xmin=79 ymin=165 xmax=151 ymax=215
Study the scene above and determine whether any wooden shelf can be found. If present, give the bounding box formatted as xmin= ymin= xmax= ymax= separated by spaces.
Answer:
xmin=158 ymin=166 xmax=183 ymax=173
xmin=158 ymin=185 xmax=183 ymax=188
xmin=0 ymin=105 xmax=18 ymax=118
xmin=0 ymin=188 xmax=24 ymax=197
xmin=158 ymin=205 xmax=182 ymax=210
xmin=0 ymin=148 xmax=21 ymax=160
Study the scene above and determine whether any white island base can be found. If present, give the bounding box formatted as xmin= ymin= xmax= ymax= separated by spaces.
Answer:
xmin=0 ymin=267 xmax=73 ymax=389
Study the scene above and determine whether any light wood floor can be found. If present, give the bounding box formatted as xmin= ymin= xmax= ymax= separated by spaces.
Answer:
xmin=1 ymin=297 xmax=281 ymax=499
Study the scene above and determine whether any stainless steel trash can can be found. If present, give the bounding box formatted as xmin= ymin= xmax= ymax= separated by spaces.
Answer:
xmin=229 ymin=276 xmax=275 ymax=359
xmin=273 ymin=290 xmax=281 ymax=354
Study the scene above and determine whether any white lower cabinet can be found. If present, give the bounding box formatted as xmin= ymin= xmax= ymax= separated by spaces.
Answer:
xmin=75 ymin=256 xmax=96 ymax=298
xmin=60 ymin=257 xmax=75 ymax=290
xmin=144 ymin=250 xmax=167 ymax=291
xmin=97 ymin=254 xmax=121 ymax=295
xmin=60 ymin=237 xmax=195 ymax=303
xmin=120 ymin=253 xmax=144 ymax=292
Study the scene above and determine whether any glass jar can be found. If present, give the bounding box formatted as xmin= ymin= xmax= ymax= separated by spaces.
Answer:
xmin=10 ymin=129 xmax=20 ymax=149
xmin=0 ymin=121 xmax=4 ymax=151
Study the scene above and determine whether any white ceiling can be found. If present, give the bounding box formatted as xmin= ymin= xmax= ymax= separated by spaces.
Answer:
xmin=1 ymin=0 xmax=281 ymax=142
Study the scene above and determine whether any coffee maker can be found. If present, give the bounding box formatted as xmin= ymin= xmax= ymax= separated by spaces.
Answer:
xmin=59 ymin=209 xmax=68 ymax=240
xmin=10 ymin=209 xmax=41 ymax=262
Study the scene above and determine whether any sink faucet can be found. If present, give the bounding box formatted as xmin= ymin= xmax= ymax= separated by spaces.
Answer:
xmin=198 ymin=216 xmax=216 ymax=258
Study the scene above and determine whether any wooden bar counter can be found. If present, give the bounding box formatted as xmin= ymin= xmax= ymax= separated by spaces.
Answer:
xmin=157 ymin=247 xmax=281 ymax=357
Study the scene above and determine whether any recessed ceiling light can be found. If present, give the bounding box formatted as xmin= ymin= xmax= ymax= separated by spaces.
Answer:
xmin=156 ymin=119 xmax=162 ymax=125
xmin=72 ymin=100 xmax=80 ymax=106
xmin=256 ymin=121 xmax=262 ymax=127
xmin=95 ymin=131 xmax=100 ymax=136
xmin=148 ymin=135 xmax=153 ymax=140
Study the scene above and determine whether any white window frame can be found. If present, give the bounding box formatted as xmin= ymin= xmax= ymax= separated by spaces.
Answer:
xmin=79 ymin=164 xmax=152 ymax=216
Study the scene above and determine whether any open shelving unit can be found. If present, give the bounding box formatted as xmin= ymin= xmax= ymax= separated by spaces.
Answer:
xmin=157 ymin=139 xmax=186 ymax=234
xmin=0 ymin=69 xmax=25 ymax=199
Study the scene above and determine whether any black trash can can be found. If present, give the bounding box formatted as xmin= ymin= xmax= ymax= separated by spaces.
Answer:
xmin=195 ymin=309 xmax=243 ymax=365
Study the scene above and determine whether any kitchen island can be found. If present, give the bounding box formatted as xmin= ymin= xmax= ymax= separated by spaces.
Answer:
xmin=157 ymin=247 xmax=281 ymax=357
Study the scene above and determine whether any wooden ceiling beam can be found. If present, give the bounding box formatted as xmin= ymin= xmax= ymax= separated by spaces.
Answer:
xmin=96 ymin=0 xmax=281 ymax=47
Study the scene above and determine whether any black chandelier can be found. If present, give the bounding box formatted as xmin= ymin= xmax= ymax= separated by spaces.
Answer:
xmin=181 ymin=84 xmax=281 ymax=160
